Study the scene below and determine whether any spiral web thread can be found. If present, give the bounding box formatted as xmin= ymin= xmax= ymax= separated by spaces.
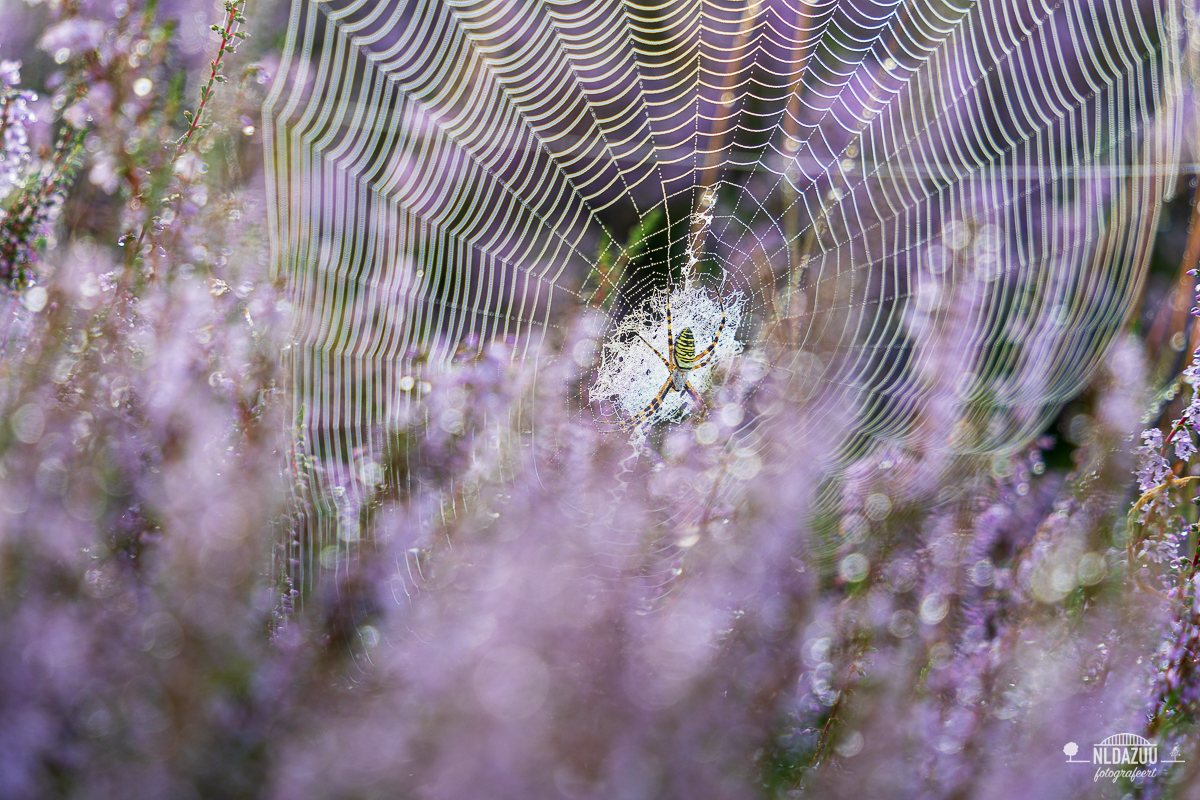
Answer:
xmin=264 ymin=0 xmax=1184 ymax=586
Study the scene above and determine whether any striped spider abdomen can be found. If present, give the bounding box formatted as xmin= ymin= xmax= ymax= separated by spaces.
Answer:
xmin=674 ymin=327 xmax=695 ymax=371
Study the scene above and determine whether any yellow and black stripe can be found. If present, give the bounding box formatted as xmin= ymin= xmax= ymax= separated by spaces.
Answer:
xmin=674 ymin=327 xmax=696 ymax=371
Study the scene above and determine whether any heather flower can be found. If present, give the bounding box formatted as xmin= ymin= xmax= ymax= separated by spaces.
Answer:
xmin=173 ymin=151 xmax=204 ymax=180
xmin=1137 ymin=427 xmax=1170 ymax=491
xmin=70 ymin=81 xmax=115 ymax=128
xmin=0 ymin=59 xmax=20 ymax=86
xmin=1172 ymin=427 xmax=1197 ymax=461
xmin=1183 ymin=351 xmax=1200 ymax=388
xmin=60 ymin=101 xmax=87 ymax=129
xmin=0 ymin=68 xmax=36 ymax=198
xmin=87 ymin=150 xmax=118 ymax=193
xmin=36 ymin=19 xmax=106 ymax=59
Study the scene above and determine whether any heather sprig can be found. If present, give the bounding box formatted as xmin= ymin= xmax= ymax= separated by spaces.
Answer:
xmin=0 ymin=58 xmax=83 ymax=286
xmin=1124 ymin=265 xmax=1200 ymax=797
xmin=118 ymin=0 xmax=250 ymax=277
xmin=0 ymin=59 xmax=36 ymax=198
xmin=177 ymin=0 xmax=249 ymax=160
xmin=0 ymin=125 xmax=84 ymax=286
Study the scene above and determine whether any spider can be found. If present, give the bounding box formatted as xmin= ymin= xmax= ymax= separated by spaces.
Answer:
xmin=605 ymin=294 xmax=727 ymax=431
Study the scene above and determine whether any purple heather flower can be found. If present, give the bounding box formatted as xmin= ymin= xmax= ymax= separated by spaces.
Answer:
xmin=36 ymin=19 xmax=106 ymax=59
xmin=0 ymin=59 xmax=20 ymax=87
xmin=1172 ymin=428 xmax=1197 ymax=462
xmin=0 ymin=85 xmax=36 ymax=198
xmin=1137 ymin=427 xmax=1170 ymax=492
xmin=1184 ymin=352 xmax=1200 ymax=386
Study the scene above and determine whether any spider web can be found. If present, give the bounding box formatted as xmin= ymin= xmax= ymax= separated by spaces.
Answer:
xmin=263 ymin=0 xmax=1184 ymax=581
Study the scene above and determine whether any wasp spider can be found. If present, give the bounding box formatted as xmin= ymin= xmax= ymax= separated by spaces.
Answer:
xmin=606 ymin=294 xmax=726 ymax=431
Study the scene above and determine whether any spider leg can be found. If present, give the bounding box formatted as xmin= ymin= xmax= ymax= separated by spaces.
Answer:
xmin=686 ymin=382 xmax=707 ymax=417
xmin=603 ymin=378 xmax=674 ymax=431
xmin=692 ymin=308 xmax=727 ymax=368
xmin=635 ymin=333 xmax=672 ymax=369
xmin=665 ymin=292 xmax=675 ymax=360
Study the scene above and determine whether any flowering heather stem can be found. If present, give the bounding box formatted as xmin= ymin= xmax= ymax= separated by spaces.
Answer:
xmin=1126 ymin=195 xmax=1200 ymax=794
xmin=0 ymin=59 xmax=84 ymax=285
